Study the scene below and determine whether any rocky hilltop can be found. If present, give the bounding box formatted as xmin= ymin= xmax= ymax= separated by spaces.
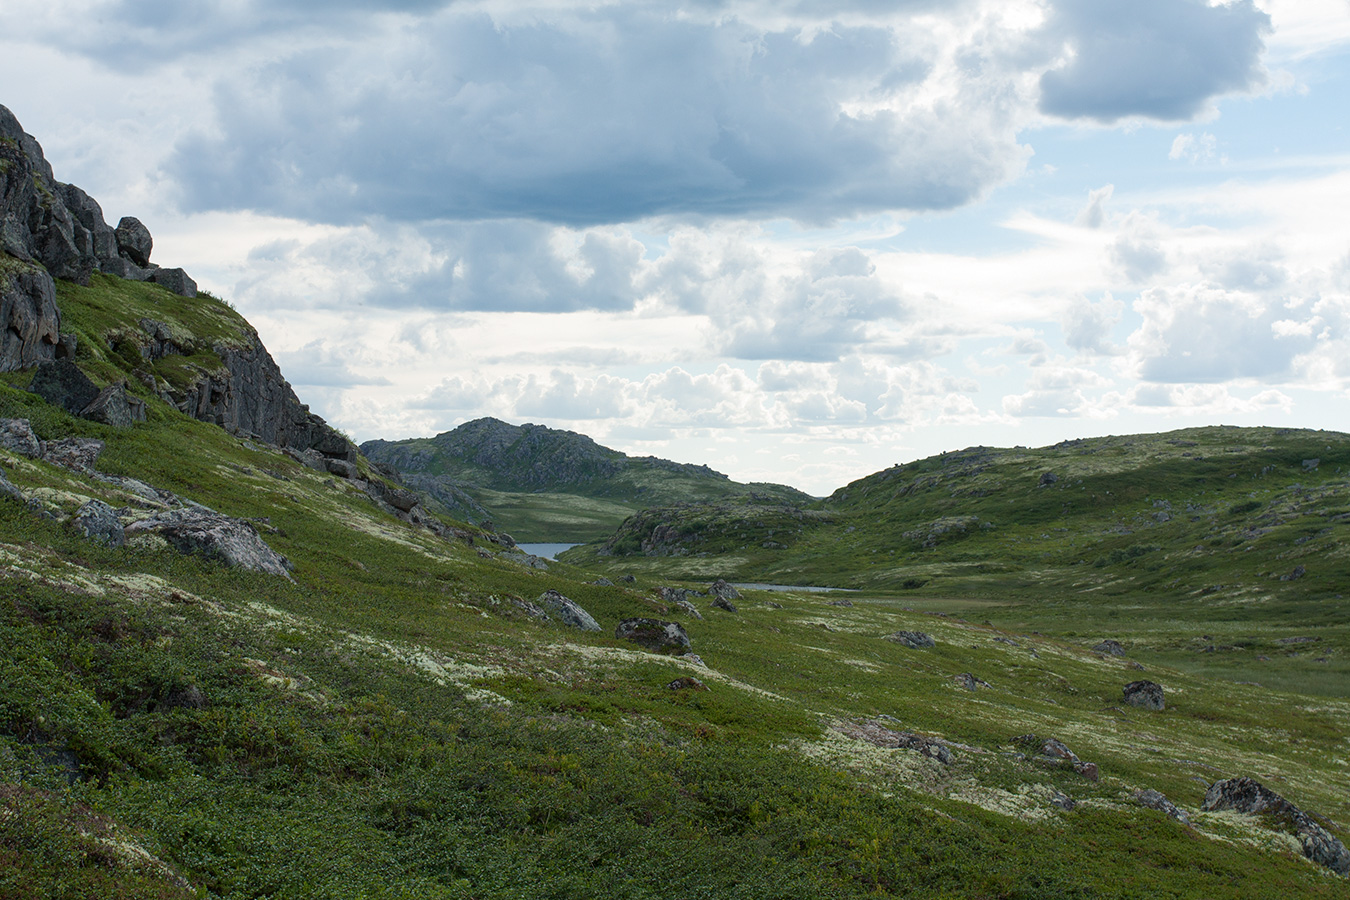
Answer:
xmin=362 ymin=416 xmax=812 ymax=539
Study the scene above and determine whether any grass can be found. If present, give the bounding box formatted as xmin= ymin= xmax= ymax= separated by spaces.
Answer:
xmin=0 ymin=275 xmax=1347 ymax=897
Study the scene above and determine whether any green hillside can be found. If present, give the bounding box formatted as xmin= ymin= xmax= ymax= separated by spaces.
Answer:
xmin=3 ymin=276 xmax=1348 ymax=897
xmin=361 ymin=418 xmax=812 ymax=541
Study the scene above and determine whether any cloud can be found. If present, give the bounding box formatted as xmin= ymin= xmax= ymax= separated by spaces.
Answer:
xmin=1108 ymin=213 xmax=1168 ymax=283
xmin=515 ymin=371 xmax=635 ymax=420
xmin=1038 ymin=0 xmax=1271 ymax=123
xmin=1169 ymin=132 xmax=1219 ymax=164
xmin=1062 ymin=293 xmax=1123 ymax=355
xmin=1075 ymin=184 xmax=1113 ymax=228
xmin=1127 ymin=284 xmax=1321 ymax=383
xmin=1200 ymin=244 xmax=1288 ymax=291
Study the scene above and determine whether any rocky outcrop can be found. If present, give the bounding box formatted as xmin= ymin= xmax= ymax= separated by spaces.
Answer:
xmin=0 ymin=258 xmax=61 ymax=372
xmin=1093 ymin=639 xmax=1126 ymax=656
xmin=615 ymin=618 xmax=692 ymax=654
xmin=0 ymin=104 xmax=195 ymax=297
xmin=1135 ymin=788 xmax=1189 ymax=824
xmin=1016 ymin=734 xmax=1099 ymax=781
xmin=1202 ymin=777 xmax=1349 ymax=875
xmin=73 ymin=499 xmax=125 ymax=547
xmin=125 ymin=508 xmax=293 ymax=577
xmin=838 ymin=720 xmax=953 ymax=765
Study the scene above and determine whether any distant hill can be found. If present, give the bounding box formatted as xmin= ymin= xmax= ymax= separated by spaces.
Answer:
xmin=360 ymin=417 xmax=813 ymax=541
xmin=567 ymin=425 xmax=1350 ymax=609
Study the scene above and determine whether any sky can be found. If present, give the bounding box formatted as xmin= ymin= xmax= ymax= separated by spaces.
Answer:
xmin=2 ymin=0 xmax=1349 ymax=496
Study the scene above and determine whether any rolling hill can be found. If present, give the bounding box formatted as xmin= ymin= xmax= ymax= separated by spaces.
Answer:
xmin=361 ymin=418 xmax=812 ymax=541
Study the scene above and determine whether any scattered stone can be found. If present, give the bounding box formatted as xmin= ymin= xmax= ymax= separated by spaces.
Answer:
xmin=1093 ymin=639 xmax=1126 ymax=656
xmin=1202 ymin=777 xmax=1349 ymax=875
xmin=887 ymin=630 xmax=935 ymax=649
xmin=620 ymin=574 xmax=637 ymax=583
xmin=1279 ymin=565 xmax=1307 ymax=582
xmin=1127 ymin=660 xmax=1145 ymax=670
xmin=994 ymin=636 xmax=1019 ymax=646
xmin=956 ymin=673 xmax=989 ymax=691
xmin=124 ymin=508 xmax=292 ymax=577
xmin=536 ymin=589 xmax=600 ymax=632
xmin=1135 ymin=788 xmax=1189 ymax=824
xmin=682 ymin=654 xmax=707 ymax=667
xmin=673 ymin=599 xmax=704 ymax=621
xmin=660 ymin=586 xmax=694 ymax=604
xmin=615 ymin=618 xmax=691 ymax=654
xmin=709 ymin=579 xmax=741 ymax=602
xmin=1302 ymin=458 xmax=1320 ymax=472
xmin=0 ymin=418 xmax=43 ymax=458
xmin=1038 ymin=471 xmax=1058 ymax=487
xmin=72 ymin=499 xmax=124 ymax=547
xmin=1277 ymin=636 xmax=1320 ymax=645
xmin=711 ymin=595 xmax=738 ymax=613
xmin=1123 ymin=680 xmax=1165 ymax=711
xmin=1017 ymin=735 xmax=1099 ymax=781
xmin=1050 ymin=792 xmax=1076 ymax=811
xmin=666 ymin=676 xmax=708 ymax=691
xmin=42 ymin=437 xmax=104 ymax=472
xmin=591 ymin=577 xmax=614 ymax=587
xmin=829 ymin=598 xmax=854 ymax=607
xmin=838 ymin=720 xmax=953 ymax=765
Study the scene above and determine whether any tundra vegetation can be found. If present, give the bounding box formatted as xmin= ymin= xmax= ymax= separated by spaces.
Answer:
xmin=1 ymin=274 xmax=1348 ymax=899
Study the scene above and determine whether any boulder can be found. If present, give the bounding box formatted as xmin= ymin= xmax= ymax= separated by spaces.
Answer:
xmin=0 ymin=418 xmax=43 ymax=458
xmin=956 ymin=673 xmax=989 ymax=691
xmin=711 ymin=594 xmax=738 ymax=613
xmin=100 ymin=256 xmax=151 ymax=281
xmin=1135 ymin=788 xmax=1189 ymax=824
xmin=367 ymin=479 xmax=419 ymax=512
xmin=615 ymin=618 xmax=691 ymax=654
xmin=840 ymin=720 xmax=953 ymax=765
xmin=666 ymin=676 xmax=708 ymax=691
xmin=325 ymin=458 xmax=359 ymax=479
xmin=1123 ymin=680 xmax=1165 ymax=711
xmin=1202 ymin=777 xmax=1349 ymax=875
xmin=1093 ymin=639 xmax=1126 ymax=656
xmin=536 ymin=589 xmax=600 ymax=632
xmin=114 ymin=216 xmax=153 ymax=267
xmin=1017 ymin=734 xmax=1099 ymax=781
xmin=42 ymin=437 xmax=103 ymax=472
xmin=887 ymin=630 xmax=935 ymax=649
xmin=124 ymin=508 xmax=292 ymax=577
xmin=149 ymin=267 xmax=197 ymax=298
xmin=830 ymin=598 xmax=854 ymax=607
xmin=80 ymin=382 xmax=145 ymax=427
xmin=72 ymin=499 xmax=124 ymax=548
xmin=0 ymin=467 xmax=22 ymax=502
xmin=1038 ymin=471 xmax=1058 ymax=487
xmin=27 ymin=358 xmax=99 ymax=416
xmin=709 ymin=579 xmax=740 ymax=602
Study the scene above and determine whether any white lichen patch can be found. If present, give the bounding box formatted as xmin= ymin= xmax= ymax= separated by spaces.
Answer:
xmin=793 ymin=724 xmax=943 ymax=790
xmin=346 ymin=634 xmax=511 ymax=706
xmin=551 ymin=642 xmax=790 ymax=701
xmin=1192 ymin=808 xmax=1307 ymax=859
xmin=944 ymin=778 xmax=1061 ymax=824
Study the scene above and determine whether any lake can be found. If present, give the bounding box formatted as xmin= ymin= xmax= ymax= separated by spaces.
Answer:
xmin=515 ymin=543 xmax=581 ymax=560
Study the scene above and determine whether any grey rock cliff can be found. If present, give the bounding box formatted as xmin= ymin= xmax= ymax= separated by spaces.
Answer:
xmin=0 ymin=103 xmax=195 ymax=299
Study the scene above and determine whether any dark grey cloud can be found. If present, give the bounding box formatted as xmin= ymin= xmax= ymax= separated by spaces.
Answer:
xmin=162 ymin=9 xmax=1023 ymax=226
xmin=1038 ymin=0 xmax=1270 ymax=123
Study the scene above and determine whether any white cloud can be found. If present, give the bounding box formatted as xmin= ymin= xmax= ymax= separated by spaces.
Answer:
xmin=1075 ymin=183 xmax=1114 ymax=228
xmin=1169 ymin=132 xmax=1219 ymax=164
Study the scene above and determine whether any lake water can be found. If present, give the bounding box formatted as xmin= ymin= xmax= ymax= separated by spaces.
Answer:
xmin=516 ymin=543 xmax=581 ymax=560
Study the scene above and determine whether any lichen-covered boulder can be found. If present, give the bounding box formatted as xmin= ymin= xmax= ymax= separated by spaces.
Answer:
xmin=1123 ymin=680 xmax=1165 ymax=710
xmin=1135 ymin=788 xmax=1189 ymax=824
xmin=887 ymin=630 xmax=935 ymax=649
xmin=1203 ymin=777 xmax=1349 ymax=875
xmin=0 ymin=418 xmax=43 ymax=458
xmin=73 ymin=499 xmax=124 ymax=548
xmin=709 ymin=579 xmax=740 ymax=602
xmin=536 ymin=589 xmax=600 ymax=631
xmin=1093 ymin=639 xmax=1126 ymax=656
xmin=615 ymin=618 xmax=691 ymax=654
xmin=42 ymin=437 xmax=104 ymax=472
xmin=0 ymin=263 xmax=61 ymax=373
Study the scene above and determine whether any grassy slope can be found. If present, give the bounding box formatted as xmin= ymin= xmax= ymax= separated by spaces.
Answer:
xmin=0 ymin=277 xmax=1347 ymax=897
